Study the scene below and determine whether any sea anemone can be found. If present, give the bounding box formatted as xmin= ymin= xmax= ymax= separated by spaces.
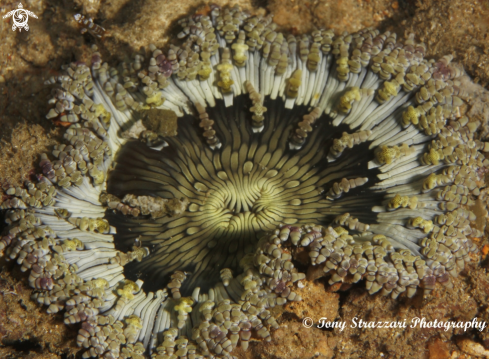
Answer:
xmin=1 ymin=4 xmax=488 ymax=358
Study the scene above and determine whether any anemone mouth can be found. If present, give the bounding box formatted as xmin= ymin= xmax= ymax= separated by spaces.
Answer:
xmin=2 ymin=4 xmax=488 ymax=358
xmin=106 ymin=95 xmax=380 ymax=293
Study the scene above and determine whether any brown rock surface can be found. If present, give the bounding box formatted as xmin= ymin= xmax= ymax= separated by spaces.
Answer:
xmin=0 ymin=261 xmax=77 ymax=358
xmin=428 ymin=339 xmax=451 ymax=359
xmin=268 ymin=0 xmax=406 ymax=34
xmin=1 ymin=0 xmax=489 ymax=358
xmin=404 ymin=0 xmax=489 ymax=88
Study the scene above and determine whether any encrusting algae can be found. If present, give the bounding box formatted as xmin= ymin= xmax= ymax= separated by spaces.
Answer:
xmin=1 ymin=4 xmax=489 ymax=359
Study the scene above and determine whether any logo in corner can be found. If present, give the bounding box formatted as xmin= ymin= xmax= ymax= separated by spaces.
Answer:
xmin=3 ymin=3 xmax=38 ymax=32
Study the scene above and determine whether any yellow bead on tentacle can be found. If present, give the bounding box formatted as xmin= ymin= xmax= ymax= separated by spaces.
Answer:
xmin=338 ymin=87 xmax=361 ymax=113
xmin=286 ymin=69 xmax=302 ymax=98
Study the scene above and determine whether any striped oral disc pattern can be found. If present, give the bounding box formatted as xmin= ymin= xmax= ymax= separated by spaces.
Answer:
xmin=107 ymin=96 xmax=375 ymax=291
xmin=1 ymin=4 xmax=487 ymax=358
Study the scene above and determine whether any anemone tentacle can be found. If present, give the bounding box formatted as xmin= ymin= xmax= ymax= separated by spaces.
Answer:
xmin=1 ymin=5 xmax=487 ymax=359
